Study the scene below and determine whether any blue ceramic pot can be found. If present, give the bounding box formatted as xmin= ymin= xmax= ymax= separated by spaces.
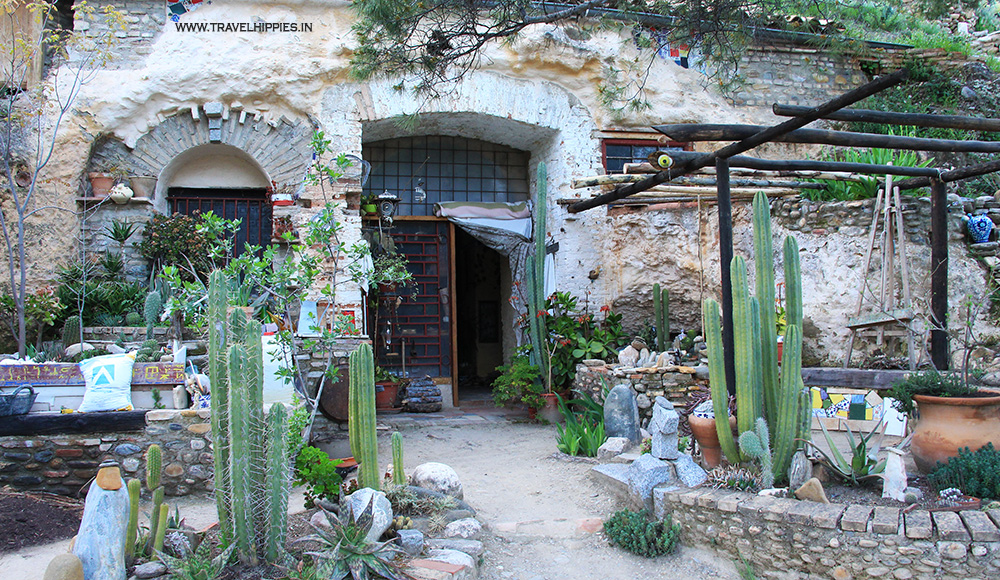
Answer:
xmin=967 ymin=214 xmax=994 ymax=244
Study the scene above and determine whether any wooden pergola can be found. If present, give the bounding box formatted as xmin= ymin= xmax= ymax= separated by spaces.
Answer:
xmin=567 ymin=69 xmax=1000 ymax=390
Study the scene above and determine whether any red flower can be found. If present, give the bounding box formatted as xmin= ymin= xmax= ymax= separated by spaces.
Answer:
xmin=536 ymin=310 xmax=548 ymax=318
xmin=600 ymin=305 xmax=611 ymax=313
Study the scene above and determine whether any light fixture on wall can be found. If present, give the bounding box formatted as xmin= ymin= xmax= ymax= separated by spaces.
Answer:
xmin=377 ymin=190 xmax=400 ymax=227
xmin=414 ymin=179 xmax=426 ymax=204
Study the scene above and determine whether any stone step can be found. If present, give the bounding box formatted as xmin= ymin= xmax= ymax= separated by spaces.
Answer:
xmin=589 ymin=463 xmax=629 ymax=500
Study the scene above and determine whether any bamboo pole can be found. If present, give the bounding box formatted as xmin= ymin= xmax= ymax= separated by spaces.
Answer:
xmin=772 ymin=103 xmax=1000 ymax=133
xmin=655 ymin=123 xmax=1000 ymax=153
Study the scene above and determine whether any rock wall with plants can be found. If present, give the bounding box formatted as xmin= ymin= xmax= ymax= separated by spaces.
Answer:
xmin=0 ymin=409 xmax=216 ymax=497
xmin=574 ymin=361 xmax=705 ymax=427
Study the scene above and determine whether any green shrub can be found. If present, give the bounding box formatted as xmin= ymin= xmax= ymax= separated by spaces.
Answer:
xmin=555 ymin=390 xmax=606 ymax=457
xmin=885 ymin=372 xmax=977 ymax=416
xmin=492 ymin=348 xmax=544 ymax=410
xmin=136 ymin=213 xmax=215 ymax=279
xmin=928 ymin=443 xmax=1000 ymax=500
xmin=294 ymin=445 xmax=344 ymax=507
xmin=604 ymin=509 xmax=680 ymax=558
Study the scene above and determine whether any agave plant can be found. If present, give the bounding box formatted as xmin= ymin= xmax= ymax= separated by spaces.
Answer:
xmin=298 ymin=497 xmax=409 ymax=580
xmin=800 ymin=417 xmax=911 ymax=486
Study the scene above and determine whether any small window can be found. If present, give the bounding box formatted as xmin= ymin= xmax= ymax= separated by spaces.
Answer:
xmin=601 ymin=139 xmax=688 ymax=174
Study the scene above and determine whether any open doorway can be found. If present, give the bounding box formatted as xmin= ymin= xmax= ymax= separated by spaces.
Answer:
xmin=455 ymin=227 xmax=508 ymax=404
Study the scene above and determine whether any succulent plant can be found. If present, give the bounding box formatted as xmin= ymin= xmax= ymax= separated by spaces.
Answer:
xmin=298 ymin=497 xmax=409 ymax=580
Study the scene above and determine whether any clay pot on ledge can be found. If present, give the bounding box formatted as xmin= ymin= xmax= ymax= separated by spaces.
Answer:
xmin=88 ymin=172 xmax=115 ymax=197
xmin=128 ymin=175 xmax=157 ymax=199
xmin=910 ymin=390 xmax=1000 ymax=473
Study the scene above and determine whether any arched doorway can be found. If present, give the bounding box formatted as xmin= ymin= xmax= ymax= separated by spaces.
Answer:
xmin=160 ymin=144 xmax=273 ymax=253
xmin=362 ymin=135 xmax=530 ymax=405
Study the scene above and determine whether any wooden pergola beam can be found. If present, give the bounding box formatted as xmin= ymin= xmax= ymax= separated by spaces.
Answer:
xmin=655 ymin=124 xmax=1000 ymax=153
xmin=566 ymin=69 xmax=910 ymax=214
xmin=773 ymin=104 xmax=1000 ymax=133
xmin=894 ymin=158 xmax=1000 ymax=191
xmin=656 ymin=151 xmax=941 ymax=178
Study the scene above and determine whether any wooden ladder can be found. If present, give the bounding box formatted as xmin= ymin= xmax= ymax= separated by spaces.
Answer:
xmin=844 ymin=174 xmax=917 ymax=370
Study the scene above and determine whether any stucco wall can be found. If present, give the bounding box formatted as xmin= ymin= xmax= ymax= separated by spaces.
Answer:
xmin=24 ymin=1 xmax=982 ymax=366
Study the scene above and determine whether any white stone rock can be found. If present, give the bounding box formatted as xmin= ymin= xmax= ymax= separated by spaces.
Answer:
xmin=411 ymin=462 xmax=464 ymax=500
xmin=426 ymin=548 xmax=476 ymax=570
xmin=441 ymin=517 xmax=482 ymax=540
xmin=597 ymin=437 xmax=632 ymax=461
xmin=345 ymin=488 xmax=393 ymax=543
xmin=882 ymin=448 xmax=907 ymax=502
xmin=618 ymin=345 xmax=639 ymax=367
xmin=65 ymin=343 xmax=95 ymax=358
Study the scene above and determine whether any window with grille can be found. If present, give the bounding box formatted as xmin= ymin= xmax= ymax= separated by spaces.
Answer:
xmin=602 ymin=139 xmax=689 ymax=174
xmin=363 ymin=136 xmax=530 ymax=217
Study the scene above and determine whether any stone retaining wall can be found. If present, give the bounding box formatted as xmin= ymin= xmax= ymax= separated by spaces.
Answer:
xmin=656 ymin=487 xmax=1000 ymax=580
xmin=573 ymin=361 xmax=706 ymax=427
xmin=0 ymin=409 xmax=215 ymax=496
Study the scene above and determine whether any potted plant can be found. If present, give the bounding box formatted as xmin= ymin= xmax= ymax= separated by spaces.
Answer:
xmin=128 ymin=174 xmax=157 ymax=199
xmin=88 ymin=157 xmax=129 ymax=198
xmin=360 ymin=192 xmax=378 ymax=215
xmin=886 ymin=371 xmax=1000 ymax=473
xmin=374 ymin=366 xmax=403 ymax=410
xmin=492 ymin=346 xmax=545 ymax=416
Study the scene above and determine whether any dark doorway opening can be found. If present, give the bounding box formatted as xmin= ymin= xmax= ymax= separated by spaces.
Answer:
xmin=454 ymin=227 xmax=505 ymax=404
xmin=168 ymin=188 xmax=271 ymax=255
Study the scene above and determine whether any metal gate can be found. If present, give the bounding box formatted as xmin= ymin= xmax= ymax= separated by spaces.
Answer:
xmin=168 ymin=188 xmax=272 ymax=254
xmin=376 ymin=221 xmax=451 ymax=378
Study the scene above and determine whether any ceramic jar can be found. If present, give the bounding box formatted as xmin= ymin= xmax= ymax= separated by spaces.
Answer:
xmin=910 ymin=391 xmax=1000 ymax=473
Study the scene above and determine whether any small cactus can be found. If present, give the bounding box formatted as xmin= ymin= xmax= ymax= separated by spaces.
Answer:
xmin=391 ymin=431 xmax=405 ymax=486
xmin=739 ymin=418 xmax=774 ymax=489
xmin=125 ymin=478 xmax=141 ymax=559
xmin=62 ymin=316 xmax=82 ymax=351
xmin=145 ymin=444 xmax=162 ymax=490
xmin=152 ymin=503 xmax=169 ymax=553
xmin=144 ymin=291 xmax=163 ymax=340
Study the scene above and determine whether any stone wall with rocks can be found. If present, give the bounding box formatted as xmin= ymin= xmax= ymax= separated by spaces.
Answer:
xmin=732 ymin=43 xmax=868 ymax=108
xmin=657 ymin=487 xmax=1000 ymax=580
xmin=601 ymin=194 xmax=993 ymax=367
xmin=573 ymin=361 xmax=706 ymax=428
xmin=76 ymin=0 xmax=166 ymax=68
xmin=0 ymin=409 xmax=214 ymax=496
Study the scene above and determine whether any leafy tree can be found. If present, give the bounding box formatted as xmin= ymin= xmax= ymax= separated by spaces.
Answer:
xmin=0 ymin=1 xmax=124 ymax=356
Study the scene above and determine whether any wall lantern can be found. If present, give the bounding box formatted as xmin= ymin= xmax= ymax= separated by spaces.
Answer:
xmin=377 ymin=190 xmax=400 ymax=227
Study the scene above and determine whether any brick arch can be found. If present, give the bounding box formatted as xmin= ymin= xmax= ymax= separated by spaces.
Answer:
xmin=95 ymin=104 xmax=314 ymax=188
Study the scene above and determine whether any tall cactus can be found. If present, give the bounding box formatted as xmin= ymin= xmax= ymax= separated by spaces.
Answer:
xmin=125 ymin=478 xmax=140 ymax=560
xmin=350 ymin=343 xmax=380 ymax=490
xmin=526 ymin=162 xmax=549 ymax=379
xmin=145 ymin=444 xmax=163 ymax=553
xmin=144 ymin=291 xmax=162 ymax=341
xmin=391 ymin=431 xmax=406 ymax=486
xmin=653 ymin=284 xmax=669 ymax=352
xmin=703 ymin=191 xmax=806 ymax=485
xmin=264 ymin=403 xmax=290 ymax=563
xmin=207 ymin=271 xmax=291 ymax=564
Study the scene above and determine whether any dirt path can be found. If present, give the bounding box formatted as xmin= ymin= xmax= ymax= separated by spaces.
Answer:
xmin=396 ymin=419 xmax=740 ymax=580
xmin=1 ymin=417 xmax=740 ymax=580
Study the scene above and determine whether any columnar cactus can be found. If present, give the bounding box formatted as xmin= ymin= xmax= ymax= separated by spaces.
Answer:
xmin=144 ymin=291 xmax=162 ymax=341
xmin=526 ymin=162 xmax=549 ymax=378
xmin=207 ymin=271 xmax=292 ymax=565
xmin=350 ymin=343 xmax=380 ymax=490
xmin=125 ymin=478 xmax=140 ymax=559
xmin=703 ymin=191 xmax=806 ymax=485
xmin=62 ymin=315 xmax=82 ymax=351
xmin=145 ymin=444 xmax=164 ymax=552
xmin=391 ymin=431 xmax=406 ymax=486
xmin=653 ymin=283 xmax=669 ymax=352
xmin=152 ymin=503 xmax=169 ymax=553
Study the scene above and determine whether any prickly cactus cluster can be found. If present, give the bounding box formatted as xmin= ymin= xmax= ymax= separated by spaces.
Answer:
xmin=207 ymin=271 xmax=290 ymax=565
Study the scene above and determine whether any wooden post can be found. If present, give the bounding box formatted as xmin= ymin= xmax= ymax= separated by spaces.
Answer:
xmin=717 ymin=158 xmax=737 ymax=396
xmin=930 ymin=179 xmax=949 ymax=370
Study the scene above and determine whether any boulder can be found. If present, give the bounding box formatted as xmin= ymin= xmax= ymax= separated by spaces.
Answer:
xmin=441 ymin=517 xmax=482 ymax=540
xmin=427 ymin=538 xmax=485 ymax=558
xmin=345 ymin=488 xmax=393 ymax=542
xmin=625 ymin=454 xmax=675 ymax=509
xmin=64 ymin=343 xmax=95 ymax=358
xmin=43 ymin=553 xmax=84 ymax=580
xmin=604 ymin=385 xmax=641 ymax=445
xmin=787 ymin=450 xmax=812 ymax=491
xmin=618 ymin=345 xmax=639 ymax=367
xmin=597 ymin=437 xmax=633 ymax=461
xmin=648 ymin=397 xmax=679 ymax=460
xmin=426 ymin=548 xmax=476 ymax=571
xmin=672 ymin=454 xmax=708 ymax=487
xmin=133 ymin=562 xmax=168 ymax=579
xmin=394 ymin=529 xmax=425 ymax=556
xmin=410 ymin=463 xmax=464 ymax=500
xmin=794 ymin=477 xmax=830 ymax=504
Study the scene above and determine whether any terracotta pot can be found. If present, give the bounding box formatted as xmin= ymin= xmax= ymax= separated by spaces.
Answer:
xmin=375 ymin=381 xmax=400 ymax=409
xmin=538 ymin=392 xmax=563 ymax=424
xmin=910 ymin=391 xmax=1000 ymax=473
xmin=88 ymin=172 xmax=115 ymax=197
xmin=128 ymin=175 xmax=157 ymax=198
xmin=689 ymin=414 xmax=737 ymax=468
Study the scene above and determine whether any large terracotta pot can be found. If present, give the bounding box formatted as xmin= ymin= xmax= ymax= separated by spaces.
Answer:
xmin=375 ymin=381 xmax=400 ymax=410
xmin=911 ymin=391 xmax=1000 ymax=473
xmin=538 ymin=393 xmax=563 ymax=424
xmin=689 ymin=414 xmax=737 ymax=468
